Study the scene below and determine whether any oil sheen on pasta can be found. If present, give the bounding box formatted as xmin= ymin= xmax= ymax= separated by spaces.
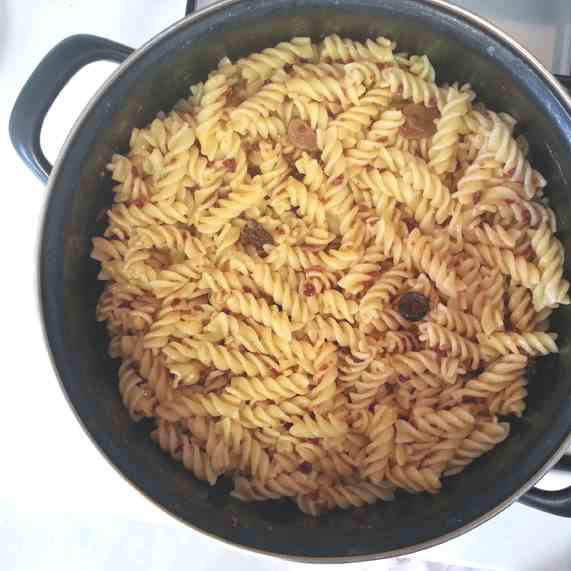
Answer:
xmin=90 ymin=34 xmax=569 ymax=516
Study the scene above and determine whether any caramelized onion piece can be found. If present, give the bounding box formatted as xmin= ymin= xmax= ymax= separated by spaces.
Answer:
xmin=397 ymin=291 xmax=430 ymax=321
xmin=288 ymin=119 xmax=318 ymax=150
xmin=401 ymin=104 xmax=440 ymax=139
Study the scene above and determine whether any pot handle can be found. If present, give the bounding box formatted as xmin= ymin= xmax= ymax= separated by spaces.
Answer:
xmin=555 ymin=74 xmax=571 ymax=93
xmin=9 ymin=34 xmax=133 ymax=184
xmin=186 ymin=0 xmax=219 ymax=14
xmin=519 ymin=456 xmax=571 ymax=517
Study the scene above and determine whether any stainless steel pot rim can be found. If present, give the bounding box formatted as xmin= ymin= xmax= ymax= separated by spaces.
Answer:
xmin=38 ymin=0 xmax=571 ymax=562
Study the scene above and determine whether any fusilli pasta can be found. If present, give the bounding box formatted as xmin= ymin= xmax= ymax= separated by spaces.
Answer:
xmin=92 ymin=34 xmax=565 ymax=517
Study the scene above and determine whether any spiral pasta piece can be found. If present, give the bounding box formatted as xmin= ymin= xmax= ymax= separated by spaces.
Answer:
xmin=387 ymin=465 xmax=442 ymax=494
xmin=429 ymin=304 xmax=481 ymax=338
xmin=429 ymin=87 xmax=472 ymax=174
xmin=382 ymin=67 xmax=442 ymax=108
xmin=408 ymin=54 xmax=436 ymax=82
xmin=460 ymin=354 xmax=528 ymax=398
xmin=174 ymin=393 xmax=241 ymax=419
xmin=332 ymin=86 xmax=391 ymax=138
xmin=266 ymin=243 xmax=362 ymax=271
xmin=487 ymin=377 xmax=528 ymax=418
xmin=118 ymin=361 xmax=157 ymax=421
xmin=359 ymin=266 xmax=412 ymax=322
xmin=237 ymin=37 xmax=314 ymax=81
xmin=316 ymin=481 xmax=395 ymax=512
xmin=164 ymin=338 xmax=279 ymax=377
xmin=281 ymin=97 xmax=330 ymax=131
xmin=419 ymin=323 xmax=481 ymax=368
xmin=318 ymin=290 xmax=359 ymax=322
xmin=361 ymin=168 xmax=412 ymax=204
xmin=289 ymin=413 xmax=348 ymax=438
xmin=407 ymin=229 xmax=464 ymax=298
xmin=363 ymin=112 xmax=402 ymax=146
xmin=195 ymin=74 xmax=228 ymax=161
xmin=508 ymin=286 xmax=535 ymax=332
xmin=530 ymin=222 xmax=570 ymax=310
xmin=321 ymin=34 xmax=395 ymax=63
xmin=197 ymin=184 xmax=266 ymax=234
xmin=317 ymin=126 xmax=347 ymax=180
xmin=152 ymin=421 xmax=219 ymax=484
xmin=295 ymin=152 xmax=326 ymax=192
xmin=239 ymin=402 xmax=298 ymax=429
xmin=484 ymin=114 xmax=545 ymax=199
xmin=445 ymin=421 xmax=510 ymax=476
xmin=106 ymin=200 xmax=189 ymax=238
xmin=223 ymin=291 xmax=292 ymax=341
xmin=231 ymin=82 xmax=288 ymax=125
xmin=465 ymin=242 xmax=540 ymax=288
xmin=338 ymin=248 xmax=386 ymax=294
xmin=205 ymin=313 xmax=316 ymax=373
xmin=218 ymin=420 xmax=273 ymax=480
xmin=413 ymin=407 xmax=475 ymax=439
xmin=310 ymin=345 xmax=339 ymax=406
xmin=363 ymin=405 xmax=397 ymax=483
xmin=233 ymin=473 xmax=317 ymax=502
xmin=287 ymin=75 xmax=364 ymax=109
xmin=373 ymin=216 xmax=408 ymax=264
xmin=225 ymin=373 xmax=310 ymax=402
xmin=286 ymin=177 xmax=327 ymax=227
xmin=403 ymin=158 xmax=453 ymax=223
xmin=495 ymin=199 xmax=556 ymax=231
xmin=305 ymin=315 xmax=365 ymax=351
xmin=479 ymin=331 xmax=558 ymax=358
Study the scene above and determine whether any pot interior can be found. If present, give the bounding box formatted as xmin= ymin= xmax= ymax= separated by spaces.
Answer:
xmin=41 ymin=0 xmax=571 ymax=559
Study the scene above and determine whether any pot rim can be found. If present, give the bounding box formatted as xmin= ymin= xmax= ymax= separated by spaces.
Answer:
xmin=38 ymin=0 xmax=571 ymax=562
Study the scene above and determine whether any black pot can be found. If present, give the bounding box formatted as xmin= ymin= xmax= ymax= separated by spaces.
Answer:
xmin=10 ymin=0 xmax=571 ymax=561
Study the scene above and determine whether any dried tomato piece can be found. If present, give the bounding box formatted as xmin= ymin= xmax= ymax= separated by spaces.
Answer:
xmin=240 ymin=220 xmax=275 ymax=254
xmin=223 ymin=159 xmax=237 ymax=173
xmin=401 ymin=103 xmax=440 ymax=139
xmin=287 ymin=119 xmax=318 ymax=150
xmin=248 ymin=165 xmax=261 ymax=178
xmin=303 ymin=282 xmax=317 ymax=297
xmin=226 ymin=86 xmax=243 ymax=109
xmin=397 ymin=291 xmax=430 ymax=321
xmin=326 ymin=236 xmax=342 ymax=251
xmin=299 ymin=462 xmax=313 ymax=474
xmin=291 ymin=169 xmax=305 ymax=182
xmin=399 ymin=123 xmax=426 ymax=140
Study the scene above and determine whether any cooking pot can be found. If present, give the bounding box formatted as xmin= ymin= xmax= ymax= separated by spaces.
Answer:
xmin=9 ymin=0 xmax=571 ymax=561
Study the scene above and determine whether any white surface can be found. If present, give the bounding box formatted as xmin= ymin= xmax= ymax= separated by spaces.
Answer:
xmin=2 ymin=1 xmax=571 ymax=570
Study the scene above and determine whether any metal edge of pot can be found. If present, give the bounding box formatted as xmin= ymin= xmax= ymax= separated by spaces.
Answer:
xmin=36 ymin=0 xmax=571 ymax=563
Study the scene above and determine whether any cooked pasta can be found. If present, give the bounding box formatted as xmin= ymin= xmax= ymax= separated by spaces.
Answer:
xmin=92 ymin=34 xmax=566 ymax=517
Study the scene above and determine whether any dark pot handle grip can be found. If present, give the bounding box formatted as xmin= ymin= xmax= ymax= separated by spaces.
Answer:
xmin=555 ymin=74 xmax=571 ymax=94
xmin=9 ymin=34 xmax=133 ymax=184
xmin=520 ymin=456 xmax=571 ymax=517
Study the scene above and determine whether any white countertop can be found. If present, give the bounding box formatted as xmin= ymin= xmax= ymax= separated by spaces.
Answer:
xmin=2 ymin=1 xmax=571 ymax=570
